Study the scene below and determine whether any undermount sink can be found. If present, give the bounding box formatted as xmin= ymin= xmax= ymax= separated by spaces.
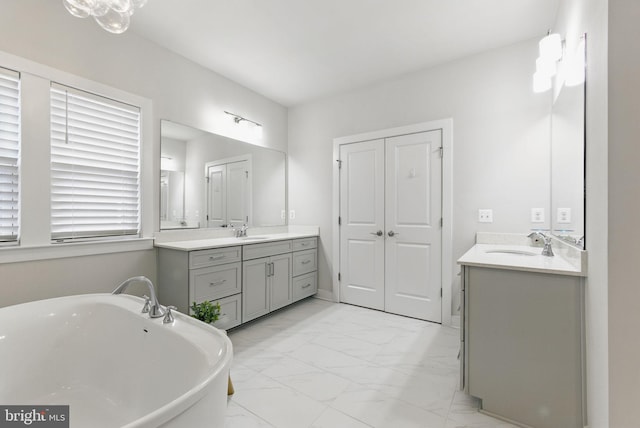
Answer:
xmin=238 ymin=236 xmax=269 ymax=240
xmin=485 ymin=249 xmax=538 ymax=256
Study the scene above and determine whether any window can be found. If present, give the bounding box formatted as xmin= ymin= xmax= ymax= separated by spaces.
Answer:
xmin=50 ymin=83 xmax=141 ymax=241
xmin=0 ymin=67 xmax=20 ymax=244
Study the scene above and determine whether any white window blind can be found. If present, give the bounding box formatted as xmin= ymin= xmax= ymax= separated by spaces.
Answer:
xmin=50 ymin=83 xmax=140 ymax=241
xmin=0 ymin=68 xmax=20 ymax=244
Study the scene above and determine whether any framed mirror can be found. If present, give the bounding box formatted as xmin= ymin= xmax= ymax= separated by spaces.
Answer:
xmin=550 ymin=35 xmax=586 ymax=248
xmin=160 ymin=120 xmax=287 ymax=230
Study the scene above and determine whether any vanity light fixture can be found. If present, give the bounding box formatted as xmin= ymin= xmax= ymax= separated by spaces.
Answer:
xmin=533 ymin=32 xmax=586 ymax=93
xmin=62 ymin=0 xmax=149 ymax=34
xmin=224 ymin=111 xmax=263 ymax=128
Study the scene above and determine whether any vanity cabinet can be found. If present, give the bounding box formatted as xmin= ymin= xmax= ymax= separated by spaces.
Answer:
xmin=460 ymin=265 xmax=584 ymax=428
xmin=157 ymin=245 xmax=243 ymax=330
xmin=156 ymin=235 xmax=318 ymax=330
xmin=241 ymin=237 xmax=318 ymax=323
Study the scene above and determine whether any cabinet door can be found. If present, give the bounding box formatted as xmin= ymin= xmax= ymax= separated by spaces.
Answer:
xmin=270 ymin=253 xmax=292 ymax=311
xmin=242 ymin=257 xmax=270 ymax=322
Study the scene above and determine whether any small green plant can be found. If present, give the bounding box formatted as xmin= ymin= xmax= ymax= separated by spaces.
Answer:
xmin=190 ymin=300 xmax=221 ymax=324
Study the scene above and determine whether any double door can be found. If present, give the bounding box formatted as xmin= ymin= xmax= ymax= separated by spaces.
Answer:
xmin=206 ymin=159 xmax=250 ymax=228
xmin=243 ymin=253 xmax=292 ymax=322
xmin=339 ymin=131 xmax=442 ymax=322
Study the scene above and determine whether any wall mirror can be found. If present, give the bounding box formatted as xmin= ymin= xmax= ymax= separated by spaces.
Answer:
xmin=160 ymin=120 xmax=287 ymax=230
xmin=550 ymin=36 xmax=586 ymax=248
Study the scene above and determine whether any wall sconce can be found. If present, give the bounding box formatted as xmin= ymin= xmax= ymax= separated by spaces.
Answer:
xmin=533 ymin=32 xmax=586 ymax=93
xmin=224 ymin=110 xmax=263 ymax=139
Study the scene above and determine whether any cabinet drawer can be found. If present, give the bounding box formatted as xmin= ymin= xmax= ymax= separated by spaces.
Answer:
xmin=293 ymin=272 xmax=317 ymax=300
xmin=292 ymin=237 xmax=317 ymax=251
xmin=190 ymin=262 xmax=241 ymax=303
xmin=293 ymin=249 xmax=317 ymax=276
xmin=189 ymin=246 xmax=241 ymax=269
xmin=243 ymin=240 xmax=293 ymax=260
xmin=212 ymin=294 xmax=242 ymax=331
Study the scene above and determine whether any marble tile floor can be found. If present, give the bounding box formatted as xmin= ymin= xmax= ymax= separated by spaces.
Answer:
xmin=225 ymin=298 xmax=517 ymax=428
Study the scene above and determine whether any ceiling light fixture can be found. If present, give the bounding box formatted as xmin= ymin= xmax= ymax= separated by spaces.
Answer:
xmin=62 ymin=0 xmax=148 ymax=34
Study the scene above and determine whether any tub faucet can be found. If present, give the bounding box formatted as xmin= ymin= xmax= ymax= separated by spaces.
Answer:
xmin=112 ymin=276 xmax=166 ymax=318
xmin=527 ymin=231 xmax=554 ymax=257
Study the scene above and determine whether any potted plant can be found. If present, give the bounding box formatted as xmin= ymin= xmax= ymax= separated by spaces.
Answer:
xmin=190 ymin=300 xmax=221 ymax=324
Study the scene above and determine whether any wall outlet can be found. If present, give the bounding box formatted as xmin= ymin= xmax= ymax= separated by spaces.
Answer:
xmin=478 ymin=209 xmax=493 ymax=223
xmin=531 ymin=208 xmax=545 ymax=223
xmin=289 ymin=210 xmax=296 ymax=220
xmin=281 ymin=210 xmax=286 ymax=220
xmin=557 ymin=208 xmax=571 ymax=223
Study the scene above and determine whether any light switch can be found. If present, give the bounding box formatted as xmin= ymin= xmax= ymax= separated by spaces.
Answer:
xmin=289 ymin=210 xmax=296 ymax=220
xmin=478 ymin=209 xmax=493 ymax=223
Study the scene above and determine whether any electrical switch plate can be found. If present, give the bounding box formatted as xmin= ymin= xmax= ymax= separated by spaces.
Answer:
xmin=557 ymin=208 xmax=571 ymax=223
xmin=478 ymin=209 xmax=493 ymax=223
xmin=289 ymin=210 xmax=296 ymax=220
xmin=531 ymin=208 xmax=545 ymax=223
xmin=281 ymin=210 xmax=286 ymax=220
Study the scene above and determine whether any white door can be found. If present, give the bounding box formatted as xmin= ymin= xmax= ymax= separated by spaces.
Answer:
xmin=339 ymin=139 xmax=385 ymax=310
xmin=338 ymin=131 xmax=443 ymax=322
xmin=207 ymin=165 xmax=226 ymax=227
xmin=385 ymin=131 xmax=442 ymax=322
xmin=227 ymin=160 xmax=249 ymax=227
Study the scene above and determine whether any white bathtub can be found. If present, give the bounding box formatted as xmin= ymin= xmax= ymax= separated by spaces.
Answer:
xmin=0 ymin=293 xmax=233 ymax=427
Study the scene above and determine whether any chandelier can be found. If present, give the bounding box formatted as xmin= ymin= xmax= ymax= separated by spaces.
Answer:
xmin=63 ymin=0 xmax=148 ymax=34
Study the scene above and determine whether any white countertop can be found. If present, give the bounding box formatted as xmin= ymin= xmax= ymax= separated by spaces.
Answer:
xmin=458 ymin=243 xmax=586 ymax=276
xmin=154 ymin=231 xmax=318 ymax=251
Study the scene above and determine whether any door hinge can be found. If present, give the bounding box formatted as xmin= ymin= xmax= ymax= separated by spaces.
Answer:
xmin=338 ymin=273 xmax=341 ymax=281
xmin=439 ymin=147 xmax=443 ymax=158
xmin=245 ymin=171 xmax=249 ymax=178
xmin=441 ymin=288 xmax=443 ymax=297
xmin=206 ymin=214 xmax=209 ymax=221
xmin=338 ymin=216 xmax=342 ymax=226
xmin=336 ymin=159 xmax=342 ymax=169
xmin=440 ymin=218 xmax=443 ymax=228
xmin=206 ymin=176 xmax=210 ymax=183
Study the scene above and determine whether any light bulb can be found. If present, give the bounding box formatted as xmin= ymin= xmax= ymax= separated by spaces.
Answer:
xmin=535 ymin=56 xmax=557 ymax=78
xmin=539 ymin=33 xmax=563 ymax=62
xmin=63 ymin=0 xmax=90 ymax=18
xmin=91 ymin=1 xmax=110 ymax=17
xmin=533 ymin=72 xmax=551 ymax=93
xmin=108 ymin=0 xmax=133 ymax=14
xmin=94 ymin=8 xmax=130 ymax=34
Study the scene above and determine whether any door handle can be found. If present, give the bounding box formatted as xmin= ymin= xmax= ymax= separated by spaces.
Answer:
xmin=370 ymin=230 xmax=383 ymax=236
xmin=387 ymin=230 xmax=398 ymax=237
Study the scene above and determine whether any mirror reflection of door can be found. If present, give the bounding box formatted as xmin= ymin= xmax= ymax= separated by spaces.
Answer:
xmin=160 ymin=172 xmax=169 ymax=221
xmin=206 ymin=155 xmax=252 ymax=228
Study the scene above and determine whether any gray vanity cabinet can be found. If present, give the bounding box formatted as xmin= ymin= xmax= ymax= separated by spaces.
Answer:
xmin=461 ymin=265 xmax=584 ymax=428
xmin=157 ymin=245 xmax=243 ymax=330
xmin=156 ymin=236 xmax=318 ymax=329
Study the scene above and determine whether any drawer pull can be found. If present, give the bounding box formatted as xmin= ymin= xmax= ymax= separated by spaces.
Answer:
xmin=302 ymin=283 xmax=312 ymax=289
xmin=301 ymin=260 xmax=312 ymax=265
xmin=301 ymin=243 xmax=309 ymax=246
xmin=209 ymin=255 xmax=225 ymax=261
xmin=209 ymin=279 xmax=227 ymax=286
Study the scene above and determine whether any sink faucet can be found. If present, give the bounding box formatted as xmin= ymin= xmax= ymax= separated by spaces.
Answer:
xmin=112 ymin=276 xmax=166 ymax=318
xmin=527 ymin=231 xmax=554 ymax=257
xmin=235 ymin=224 xmax=248 ymax=238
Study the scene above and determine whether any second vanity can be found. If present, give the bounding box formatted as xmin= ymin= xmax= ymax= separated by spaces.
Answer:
xmin=458 ymin=233 xmax=587 ymax=428
xmin=155 ymin=230 xmax=318 ymax=330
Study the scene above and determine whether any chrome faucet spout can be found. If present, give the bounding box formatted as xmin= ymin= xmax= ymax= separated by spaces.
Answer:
xmin=112 ymin=276 xmax=165 ymax=318
xmin=527 ymin=231 xmax=554 ymax=257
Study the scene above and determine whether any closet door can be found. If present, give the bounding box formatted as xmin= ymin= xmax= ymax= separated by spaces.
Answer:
xmin=339 ymin=139 xmax=385 ymax=310
xmin=384 ymin=131 xmax=442 ymax=322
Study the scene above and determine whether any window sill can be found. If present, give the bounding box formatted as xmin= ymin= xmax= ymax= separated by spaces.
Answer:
xmin=0 ymin=238 xmax=155 ymax=264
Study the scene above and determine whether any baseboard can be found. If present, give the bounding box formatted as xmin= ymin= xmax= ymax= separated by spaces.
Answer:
xmin=314 ymin=289 xmax=335 ymax=302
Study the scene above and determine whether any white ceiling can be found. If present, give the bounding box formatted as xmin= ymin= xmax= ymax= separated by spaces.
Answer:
xmin=131 ymin=0 xmax=559 ymax=107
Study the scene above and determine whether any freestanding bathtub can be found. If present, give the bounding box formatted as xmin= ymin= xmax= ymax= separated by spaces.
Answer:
xmin=0 ymin=293 xmax=233 ymax=427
